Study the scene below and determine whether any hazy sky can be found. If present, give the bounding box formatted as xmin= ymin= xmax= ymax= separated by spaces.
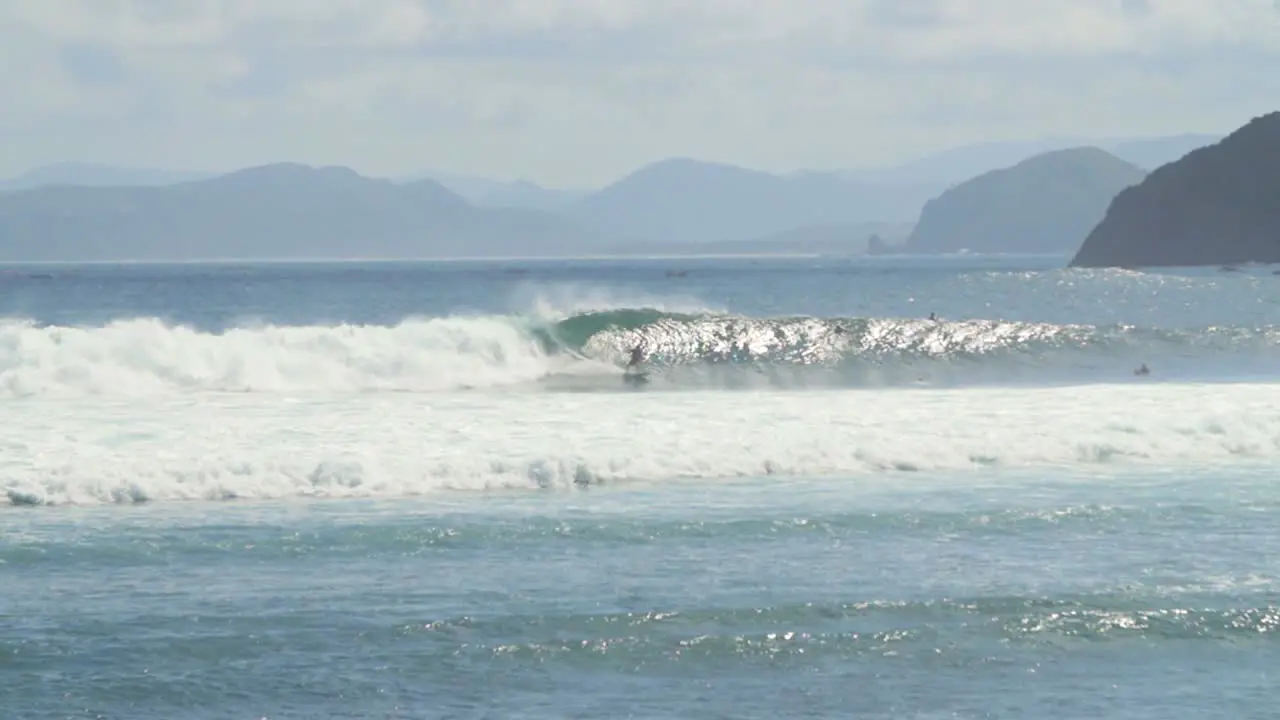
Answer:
xmin=4 ymin=0 xmax=1279 ymax=187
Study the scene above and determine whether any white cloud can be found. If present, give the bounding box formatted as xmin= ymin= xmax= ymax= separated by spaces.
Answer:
xmin=2 ymin=0 xmax=1278 ymax=186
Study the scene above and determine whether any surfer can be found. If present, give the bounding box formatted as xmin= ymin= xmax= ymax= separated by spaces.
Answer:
xmin=1134 ymin=362 xmax=1150 ymax=376
xmin=625 ymin=345 xmax=645 ymax=372
xmin=622 ymin=345 xmax=651 ymax=387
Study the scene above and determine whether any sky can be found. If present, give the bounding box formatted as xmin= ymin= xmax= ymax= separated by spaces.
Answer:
xmin=3 ymin=0 xmax=1280 ymax=188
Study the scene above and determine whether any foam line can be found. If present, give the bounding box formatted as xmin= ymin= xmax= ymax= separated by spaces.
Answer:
xmin=6 ymin=383 xmax=1280 ymax=505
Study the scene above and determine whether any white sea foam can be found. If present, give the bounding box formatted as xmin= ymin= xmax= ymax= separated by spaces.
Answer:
xmin=5 ymin=382 xmax=1280 ymax=506
xmin=0 ymin=316 xmax=576 ymax=396
xmin=0 ymin=286 xmax=723 ymax=397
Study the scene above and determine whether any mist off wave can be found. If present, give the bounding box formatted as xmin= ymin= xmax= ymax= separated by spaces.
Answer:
xmin=3 ymin=305 xmax=1277 ymax=395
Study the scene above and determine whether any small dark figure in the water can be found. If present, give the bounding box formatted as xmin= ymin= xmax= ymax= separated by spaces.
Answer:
xmin=626 ymin=346 xmax=644 ymax=370
xmin=928 ymin=312 xmax=938 ymax=321
xmin=1134 ymin=363 xmax=1150 ymax=376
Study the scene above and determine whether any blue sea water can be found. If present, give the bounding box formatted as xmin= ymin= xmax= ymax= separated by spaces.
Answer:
xmin=3 ymin=254 xmax=1280 ymax=718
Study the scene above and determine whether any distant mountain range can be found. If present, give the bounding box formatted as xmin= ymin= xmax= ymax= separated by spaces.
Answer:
xmin=0 ymin=162 xmax=217 ymax=191
xmin=561 ymin=157 xmax=936 ymax=245
xmin=395 ymin=172 xmax=589 ymax=212
xmin=0 ymin=164 xmax=604 ymax=261
xmin=0 ymin=133 xmax=1223 ymax=261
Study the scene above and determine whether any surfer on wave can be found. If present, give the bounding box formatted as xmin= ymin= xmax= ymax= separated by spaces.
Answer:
xmin=626 ymin=345 xmax=644 ymax=372
xmin=622 ymin=345 xmax=651 ymax=386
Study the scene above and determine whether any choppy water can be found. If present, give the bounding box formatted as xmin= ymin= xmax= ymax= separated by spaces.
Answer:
xmin=3 ymin=255 xmax=1280 ymax=718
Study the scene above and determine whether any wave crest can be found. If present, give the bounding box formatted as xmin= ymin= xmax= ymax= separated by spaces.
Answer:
xmin=2 ymin=309 xmax=1279 ymax=395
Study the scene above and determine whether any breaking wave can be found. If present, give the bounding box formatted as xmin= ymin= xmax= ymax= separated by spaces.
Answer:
xmin=2 ymin=308 xmax=1279 ymax=395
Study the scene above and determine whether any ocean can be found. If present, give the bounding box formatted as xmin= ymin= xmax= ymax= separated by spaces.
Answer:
xmin=2 ymin=254 xmax=1278 ymax=719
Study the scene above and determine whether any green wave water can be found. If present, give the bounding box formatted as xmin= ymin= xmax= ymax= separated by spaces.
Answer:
xmin=530 ymin=308 xmax=1280 ymax=384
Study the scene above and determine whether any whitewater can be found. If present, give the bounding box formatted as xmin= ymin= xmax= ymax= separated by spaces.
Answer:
xmin=6 ymin=382 xmax=1280 ymax=505
xmin=4 ymin=255 xmax=1280 ymax=719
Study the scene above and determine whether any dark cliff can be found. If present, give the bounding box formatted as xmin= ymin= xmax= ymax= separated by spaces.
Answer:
xmin=1070 ymin=112 xmax=1280 ymax=268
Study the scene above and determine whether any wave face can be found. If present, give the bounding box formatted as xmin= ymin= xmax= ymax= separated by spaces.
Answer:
xmin=3 ymin=309 xmax=1279 ymax=396
xmin=552 ymin=309 xmax=1280 ymax=386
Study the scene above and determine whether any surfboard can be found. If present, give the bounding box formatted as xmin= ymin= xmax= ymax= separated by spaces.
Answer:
xmin=622 ymin=371 xmax=650 ymax=386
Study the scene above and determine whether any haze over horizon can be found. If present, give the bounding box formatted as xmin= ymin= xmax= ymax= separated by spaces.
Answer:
xmin=5 ymin=1 xmax=1279 ymax=188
